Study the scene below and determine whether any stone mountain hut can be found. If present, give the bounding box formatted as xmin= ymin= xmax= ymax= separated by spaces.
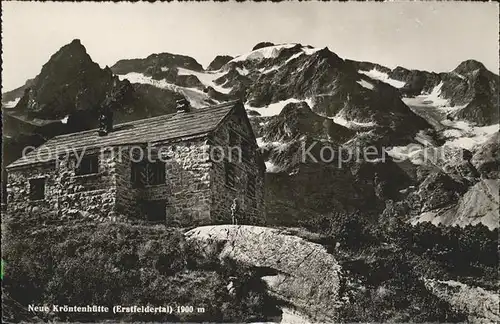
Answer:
xmin=6 ymin=101 xmax=266 ymax=226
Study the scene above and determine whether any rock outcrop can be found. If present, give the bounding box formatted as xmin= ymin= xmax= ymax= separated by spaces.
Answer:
xmin=185 ymin=225 xmax=343 ymax=322
xmin=471 ymin=132 xmax=500 ymax=179
xmin=424 ymin=279 xmax=500 ymax=323
xmin=411 ymin=179 xmax=499 ymax=230
xmin=207 ymin=55 xmax=234 ymax=71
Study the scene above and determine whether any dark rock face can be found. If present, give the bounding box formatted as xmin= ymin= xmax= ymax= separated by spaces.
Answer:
xmin=4 ymin=39 xmax=178 ymax=127
xmin=216 ymin=45 xmax=431 ymax=144
xmin=389 ymin=66 xmax=442 ymax=96
xmin=1 ymin=39 xmax=181 ymax=191
xmin=346 ymin=59 xmax=392 ymax=74
xmin=262 ymin=102 xmax=354 ymax=143
xmin=207 ymin=55 xmax=234 ymax=71
xmin=111 ymin=52 xmax=203 ymax=75
xmin=417 ymin=171 xmax=468 ymax=213
xmin=453 ymin=59 xmax=487 ymax=75
xmin=385 ymin=60 xmax=499 ymax=126
xmin=471 ymin=132 xmax=500 ymax=179
xmin=252 ymin=42 xmax=275 ymax=51
xmin=450 ymin=68 xmax=499 ymax=125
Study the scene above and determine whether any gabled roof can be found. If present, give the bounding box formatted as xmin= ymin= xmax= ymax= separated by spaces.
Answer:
xmin=8 ymin=101 xmax=240 ymax=169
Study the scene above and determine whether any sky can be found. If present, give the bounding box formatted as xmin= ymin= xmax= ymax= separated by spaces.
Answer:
xmin=2 ymin=1 xmax=499 ymax=91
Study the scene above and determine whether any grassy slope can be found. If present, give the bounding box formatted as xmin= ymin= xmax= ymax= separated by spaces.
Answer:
xmin=2 ymin=219 xmax=277 ymax=323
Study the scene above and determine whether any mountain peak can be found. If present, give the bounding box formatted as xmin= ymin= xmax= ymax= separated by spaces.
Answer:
xmin=252 ymin=42 xmax=275 ymax=51
xmin=453 ymin=59 xmax=486 ymax=74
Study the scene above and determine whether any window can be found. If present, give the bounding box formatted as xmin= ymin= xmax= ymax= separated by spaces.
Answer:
xmin=76 ymin=155 xmax=99 ymax=175
xmin=29 ymin=178 xmax=45 ymax=201
xmin=225 ymin=161 xmax=236 ymax=188
xmin=247 ymin=174 xmax=256 ymax=200
xmin=131 ymin=161 xmax=166 ymax=187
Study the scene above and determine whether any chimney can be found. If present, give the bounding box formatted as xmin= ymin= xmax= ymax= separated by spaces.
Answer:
xmin=176 ymin=98 xmax=191 ymax=113
xmin=98 ymin=108 xmax=113 ymax=136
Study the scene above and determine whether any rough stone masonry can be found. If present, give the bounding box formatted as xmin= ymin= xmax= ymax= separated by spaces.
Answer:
xmin=6 ymin=101 xmax=266 ymax=226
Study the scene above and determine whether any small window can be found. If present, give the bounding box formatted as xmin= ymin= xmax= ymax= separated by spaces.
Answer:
xmin=76 ymin=155 xmax=99 ymax=175
xmin=225 ymin=161 xmax=236 ymax=188
xmin=131 ymin=161 xmax=165 ymax=187
xmin=29 ymin=178 xmax=45 ymax=201
xmin=148 ymin=161 xmax=166 ymax=185
xmin=247 ymin=174 xmax=256 ymax=200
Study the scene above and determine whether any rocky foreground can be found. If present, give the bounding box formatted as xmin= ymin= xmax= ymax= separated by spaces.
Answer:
xmin=185 ymin=225 xmax=342 ymax=323
xmin=424 ymin=279 xmax=500 ymax=323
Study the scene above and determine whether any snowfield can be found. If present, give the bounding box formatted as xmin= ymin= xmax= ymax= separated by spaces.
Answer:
xmin=117 ymin=72 xmax=215 ymax=108
xmin=403 ymin=82 xmax=467 ymax=115
xmin=176 ymin=67 xmax=232 ymax=94
xmin=331 ymin=112 xmax=376 ymax=129
xmin=358 ymin=68 xmax=406 ymax=88
xmin=386 ymin=123 xmax=499 ymax=165
xmin=441 ymin=121 xmax=499 ymax=151
xmin=230 ymin=44 xmax=297 ymax=63
xmin=244 ymin=98 xmax=314 ymax=117
xmin=230 ymin=44 xmax=323 ymax=71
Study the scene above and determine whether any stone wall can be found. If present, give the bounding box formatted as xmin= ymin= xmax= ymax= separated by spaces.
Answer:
xmin=6 ymin=148 xmax=118 ymax=221
xmin=113 ymin=138 xmax=213 ymax=226
xmin=7 ymin=162 xmax=58 ymax=218
xmin=114 ymin=147 xmax=141 ymax=219
xmin=156 ymin=139 xmax=212 ymax=226
xmin=209 ymin=110 xmax=266 ymax=225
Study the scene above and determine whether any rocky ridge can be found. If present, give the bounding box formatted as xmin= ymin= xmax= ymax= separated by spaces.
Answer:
xmin=2 ymin=40 xmax=499 ymax=229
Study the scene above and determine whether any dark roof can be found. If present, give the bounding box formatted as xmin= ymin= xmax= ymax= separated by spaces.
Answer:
xmin=8 ymin=101 xmax=239 ymax=169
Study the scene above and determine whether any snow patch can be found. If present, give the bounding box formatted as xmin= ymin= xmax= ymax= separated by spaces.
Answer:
xmin=423 ymin=82 xmax=450 ymax=107
xmin=356 ymin=79 xmax=374 ymax=90
xmin=284 ymin=52 xmax=304 ymax=64
xmin=236 ymin=67 xmax=250 ymax=76
xmin=230 ymin=44 xmax=297 ymax=63
xmin=358 ymin=69 xmax=406 ymax=89
xmin=177 ymin=67 xmax=232 ymax=94
xmin=331 ymin=112 xmax=376 ymax=129
xmin=259 ymin=65 xmax=280 ymax=75
xmin=3 ymin=98 xmax=20 ymax=108
xmin=441 ymin=121 xmax=499 ymax=151
xmin=265 ymin=160 xmax=281 ymax=173
xmin=302 ymin=47 xmax=322 ymax=55
xmin=118 ymin=72 xmax=213 ymax=108
xmin=245 ymin=98 xmax=308 ymax=117
xmin=385 ymin=144 xmax=427 ymax=165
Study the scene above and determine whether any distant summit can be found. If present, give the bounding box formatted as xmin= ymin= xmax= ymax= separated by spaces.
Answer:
xmin=453 ymin=59 xmax=487 ymax=75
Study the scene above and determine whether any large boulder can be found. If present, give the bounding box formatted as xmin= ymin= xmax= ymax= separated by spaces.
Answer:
xmin=185 ymin=225 xmax=343 ymax=322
